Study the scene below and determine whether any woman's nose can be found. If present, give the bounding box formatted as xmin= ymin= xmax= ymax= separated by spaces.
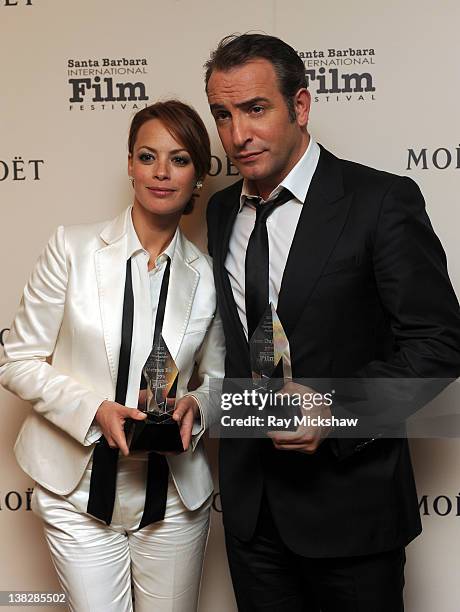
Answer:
xmin=154 ymin=160 xmax=169 ymax=180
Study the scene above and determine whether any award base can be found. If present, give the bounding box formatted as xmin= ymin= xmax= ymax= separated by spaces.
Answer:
xmin=127 ymin=417 xmax=184 ymax=453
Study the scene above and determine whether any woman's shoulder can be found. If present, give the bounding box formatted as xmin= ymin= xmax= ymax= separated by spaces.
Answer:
xmin=58 ymin=208 xmax=130 ymax=249
xmin=44 ymin=213 xmax=121 ymax=264
xmin=177 ymin=229 xmax=213 ymax=270
xmin=61 ymin=217 xmax=109 ymax=243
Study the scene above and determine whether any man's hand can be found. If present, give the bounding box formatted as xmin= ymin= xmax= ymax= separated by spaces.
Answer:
xmin=95 ymin=400 xmax=147 ymax=456
xmin=267 ymin=381 xmax=332 ymax=454
xmin=172 ymin=396 xmax=200 ymax=452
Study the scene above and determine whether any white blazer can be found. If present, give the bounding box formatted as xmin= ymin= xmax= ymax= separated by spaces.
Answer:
xmin=0 ymin=207 xmax=225 ymax=510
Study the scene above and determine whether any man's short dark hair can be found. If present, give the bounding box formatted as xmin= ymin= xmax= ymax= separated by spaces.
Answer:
xmin=204 ymin=33 xmax=307 ymax=121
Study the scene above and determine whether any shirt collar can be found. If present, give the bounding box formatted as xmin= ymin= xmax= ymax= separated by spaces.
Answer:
xmin=127 ymin=207 xmax=178 ymax=264
xmin=239 ymin=137 xmax=320 ymax=211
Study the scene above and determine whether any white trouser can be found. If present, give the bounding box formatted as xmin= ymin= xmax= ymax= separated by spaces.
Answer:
xmin=31 ymin=455 xmax=211 ymax=612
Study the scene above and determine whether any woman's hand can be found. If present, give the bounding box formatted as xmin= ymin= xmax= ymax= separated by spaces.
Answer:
xmin=95 ymin=400 xmax=147 ymax=456
xmin=172 ymin=396 xmax=200 ymax=451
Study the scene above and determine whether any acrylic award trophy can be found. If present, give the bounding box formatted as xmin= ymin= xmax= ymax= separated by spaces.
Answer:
xmin=248 ymin=303 xmax=297 ymax=429
xmin=127 ymin=335 xmax=184 ymax=452
xmin=250 ymin=303 xmax=292 ymax=388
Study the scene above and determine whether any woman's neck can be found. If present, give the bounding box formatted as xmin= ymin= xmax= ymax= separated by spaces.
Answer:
xmin=131 ymin=204 xmax=181 ymax=270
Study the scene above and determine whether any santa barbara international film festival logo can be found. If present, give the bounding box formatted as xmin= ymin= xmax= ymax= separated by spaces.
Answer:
xmin=296 ymin=47 xmax=376 ymax=103
xmin=67 ymin=57 xmax=150 ymax=111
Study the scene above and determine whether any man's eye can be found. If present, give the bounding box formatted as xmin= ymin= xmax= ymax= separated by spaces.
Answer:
xmin=215 ymin=111 xmax=230 ymax=122
xmin=139 ymin=152 xmax=154 ymax=162
xmin=251 ymin=105 xmax=264 ymax=114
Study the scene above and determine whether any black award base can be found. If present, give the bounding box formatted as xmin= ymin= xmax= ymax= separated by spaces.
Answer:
xmin=126 ymin=417 xmax=184 ymax=453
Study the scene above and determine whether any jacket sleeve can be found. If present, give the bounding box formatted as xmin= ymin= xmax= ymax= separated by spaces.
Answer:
xmin=330 ymin=176 xmax=460 ymax=459
xmin=0 ymin=226 xmax=106 ymax=445
xmin=185 ymin=308 xmax=225 ymax=451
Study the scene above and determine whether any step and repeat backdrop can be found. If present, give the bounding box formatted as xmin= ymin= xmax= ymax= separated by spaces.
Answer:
xmin=1 ymin=0 xmax=459 ymax=610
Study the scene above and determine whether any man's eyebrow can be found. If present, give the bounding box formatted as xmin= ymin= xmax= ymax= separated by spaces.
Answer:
xmin=210 ymin=97 xmax=270 ymax=111
xmin=209 ymin=103 xmax=227 ymax=111
xmin=236 ymin=97 xmax=270 ymax=108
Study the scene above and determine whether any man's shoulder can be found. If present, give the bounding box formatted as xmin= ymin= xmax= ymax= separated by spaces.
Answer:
xmin=208 ymin=179 xmax=243 ymax=206
xmin=324 ymin=146 xmax=411 ymax=192
xmin=206 ymin=179 xmax=243 ymax=229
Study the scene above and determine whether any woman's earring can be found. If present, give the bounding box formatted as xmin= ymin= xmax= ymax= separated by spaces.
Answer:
xmin=195 ymin=180 xmax=203 ymax=189
xmin=129 ymin=176 xmax=134 ymax=188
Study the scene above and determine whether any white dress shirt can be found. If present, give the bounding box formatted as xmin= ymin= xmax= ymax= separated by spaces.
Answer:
xmin=225 ymin=138 xmax=321 ymax=338
xmin=127 ymin=210 xmax=178 ymax=409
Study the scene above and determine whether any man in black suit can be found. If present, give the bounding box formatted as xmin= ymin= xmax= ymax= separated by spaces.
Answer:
xmin=204 ymin=33 xmax=460 ymax=611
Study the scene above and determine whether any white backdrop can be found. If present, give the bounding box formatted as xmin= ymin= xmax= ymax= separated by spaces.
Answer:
xmin=1 ymin=1 xmax=459 ymax=610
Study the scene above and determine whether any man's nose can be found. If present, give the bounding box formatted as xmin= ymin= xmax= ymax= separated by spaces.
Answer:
xmin=231 ymin=115 xmax=252 ymax=149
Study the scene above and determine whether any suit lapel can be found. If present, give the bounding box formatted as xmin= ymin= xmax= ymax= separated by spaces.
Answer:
xmin=277 ymin=147 xmax=352 ymax=337
xmin=95 ymin=212 xmax=130 ymax=386
xmin=162 ymin=231 xmax=199 ymax=364
xmin=214 ymin=182 xmax=249 ymax=351
xmin=219 ymin=195 xmax=241 ymax=268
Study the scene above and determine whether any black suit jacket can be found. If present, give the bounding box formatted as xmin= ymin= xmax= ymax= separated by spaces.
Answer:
xmin=207 ymin=146 xmax=460 ymax=557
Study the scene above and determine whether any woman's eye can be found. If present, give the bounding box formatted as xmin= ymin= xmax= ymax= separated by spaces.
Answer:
xmin=139 ymin=152 xmax=154 ymax=162
xmin=172 ymin=156 xmax=190 ymax=166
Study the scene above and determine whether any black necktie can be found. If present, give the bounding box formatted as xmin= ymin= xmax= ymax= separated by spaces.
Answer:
xmin=87 ymin=257 xmax=171 ymax=529
xmin=245 ymin=188 xmax=293 ymax=339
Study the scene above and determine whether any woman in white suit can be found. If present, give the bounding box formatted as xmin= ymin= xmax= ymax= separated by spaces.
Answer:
xmin=0 ymin=100 xmax=225 ymax=611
